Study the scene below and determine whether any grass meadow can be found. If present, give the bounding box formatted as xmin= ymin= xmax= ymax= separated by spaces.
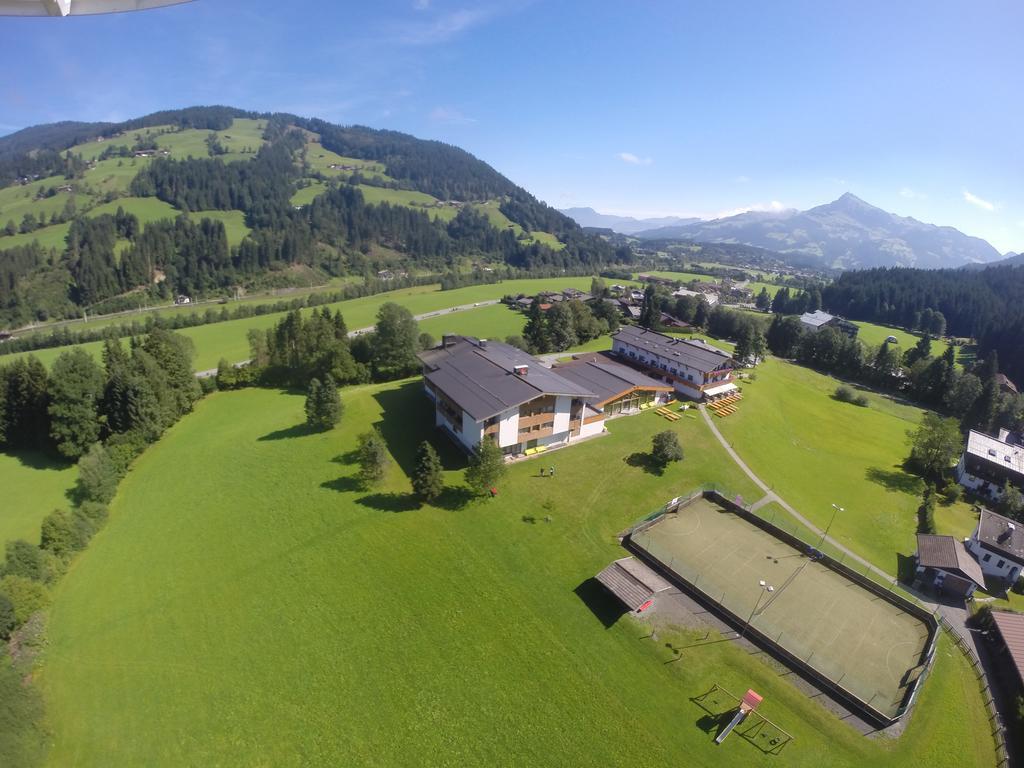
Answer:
xmin=0 ymin=450 xmax=77 ymax=546
xmin=39 ymin=384 xmax=994 ymax=767
xmin=716 ymin=358 xmax=977 ymax=574
xmin=4 ymin=278 xmax=614 ymax=371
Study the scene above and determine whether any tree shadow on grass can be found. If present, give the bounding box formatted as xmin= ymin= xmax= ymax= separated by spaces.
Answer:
xmin=4 ymin=449 xmax=71 ymax=472
xmin=625 ymin=452 xmax=663 ymax=476
xmin=259 ymin=423 xmax=314 ymax=441
xmin=320 ymin=476 xmax=363 ymax=493
xmin=331 ymin=450 xmax=360 ymax=466
xmin=372 ymin=382 xmax=468 ymax=477
xmin=866 ymin=466 xmax=924 ymax=496
xmin=435 ymin=485 xmax=475 ymax=511
xmin=356 ymin=492 xmax=420 ymax=513
xmin=574 ymin=578 xmax=627 ymax=629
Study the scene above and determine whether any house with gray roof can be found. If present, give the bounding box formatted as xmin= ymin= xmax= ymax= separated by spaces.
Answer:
xmin=914 ymin=533 xmax=986 ymax=598
xmin=967 ymin=507 xmax=1024 ymax=585
xmin=417 ymin=335 xmax=601 ymax=456
xmin=798 ymin=310 xmax=859 ymax=338
xmin=610 ymin=326 xmax=737 ymax=401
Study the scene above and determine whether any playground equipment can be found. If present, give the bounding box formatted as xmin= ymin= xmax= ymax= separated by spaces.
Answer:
xmin=715 ymin=689 xmax=763 ymax=745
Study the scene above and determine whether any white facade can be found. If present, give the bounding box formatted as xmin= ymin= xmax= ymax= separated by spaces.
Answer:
xmin=552 ymin=395 xmax=571 ymax=435
xmin=611 ymin=339 xmax=734 ymax=401
xmin=967 ymin=537 xmax=1023 ymax=582
xmin=579 ymin=419 xmax=605 ymax=439
xmin=497 ymin=408 xmax=519 ymax=447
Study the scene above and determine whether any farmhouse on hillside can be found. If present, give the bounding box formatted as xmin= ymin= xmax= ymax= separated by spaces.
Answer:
xmin=914 ymin=534 xmax=987 ymax=598
xmin=967 ymin=507 xmax=1024 ymax=585
xmin=955 ymin=429 xmax=1024 ymax=501
xmin=610 ymin=326 xmax=738 ymax=402
xmin=798 ymin=310 xmax=859 ymax=337
xmin=417 ymin=337 xmax=672 ymax=457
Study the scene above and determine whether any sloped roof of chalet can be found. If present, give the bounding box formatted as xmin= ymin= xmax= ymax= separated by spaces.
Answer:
xmin=417 ymin=336 xmax=595 ymax=422
xmin=916 ymin=534 xmax=986 ymax=590
xmin=612 ymin=325 xmax=734 ymax=374
xmin=595 ymin=557 xmax=672 ymax=611
xmin=991 ymin=611 xmax=1024 ymax=685
xmin=554 ymin=353 xmax=672 ymax=406
xmin=967 ymin=430 xmax=1024 ymax=478
xmin=976 ymin=507 xmax=1024 ymax=565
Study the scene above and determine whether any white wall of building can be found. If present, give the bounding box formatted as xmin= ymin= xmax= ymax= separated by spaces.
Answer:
xmin=967 ymin=537 xmax=1023 ymax=581
xmin=579 ymin=419 xmax=605 ymax=438
xmin=552 ymin=395 xmax=571 ymax=434
xmin=497 ymin=408 xmax=519 ymax=448
xmin=461 ymin=411 xmax=483 ymax=450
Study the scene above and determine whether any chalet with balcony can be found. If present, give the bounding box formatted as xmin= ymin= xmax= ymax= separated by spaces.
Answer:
xmin=967 ymin=508 xmax=1024 ymax=586
xmin=610 ymin=326 xmax=737 ymax=401
xmin=417 ymin=336 xmax=600 ymax=456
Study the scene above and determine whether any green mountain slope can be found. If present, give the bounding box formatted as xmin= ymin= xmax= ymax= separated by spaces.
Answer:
xmin=0 ymin=107 xmax=626 ymax=327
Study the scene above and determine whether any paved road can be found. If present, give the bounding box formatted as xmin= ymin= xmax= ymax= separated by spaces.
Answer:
xmin=194 ymin=299 xmax=500 ymax=378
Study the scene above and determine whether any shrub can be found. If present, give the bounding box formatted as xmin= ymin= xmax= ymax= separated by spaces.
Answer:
xmin=40 ymin=509 xmax=93 ymax=559
xmin=76 ymin=442 xmax=121 ymax=504
xmin=0 ymin=575 xmax=48 ymax=625
xmin=1013 ymin=577 xmax=1024 ymax=596
xmin=917 ymin=484 xmax=936 ymax=534
xmin=834 ymin=385 xmax=855 ymax=403
xmin=0 ymin=593 xmax=14 ymax=639
xmin=1 ymin=541 xmax=46 ymax=582
xmin=942 ymin=483 xmax=962 ymax=504
xmin=651 ymin=431 xmax=684 ymax=467
xmin=853 ymin=394 xmax=870 ymax=407
xmin=105 ymin=430 xmax=148 ymax=476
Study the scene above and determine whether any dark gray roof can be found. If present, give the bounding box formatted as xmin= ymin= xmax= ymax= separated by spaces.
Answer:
xmin=595 ymin=557 xmax=672 ymax=611
xmin=612 ymin=326 xmax=734 ymax=374
xmin=418 ymin=336 xmax=595 ymax=422
xmin=976 ymin=508 xmax=1024 ymax=565
xmin=554 ymin=354 xmax=672 ymax=405
xmin=916 ymin=534 xmax=986 ymax=589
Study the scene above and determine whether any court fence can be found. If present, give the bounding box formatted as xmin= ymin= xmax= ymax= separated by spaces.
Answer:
xmin=624 ymin=487 xmax=939 ymax=728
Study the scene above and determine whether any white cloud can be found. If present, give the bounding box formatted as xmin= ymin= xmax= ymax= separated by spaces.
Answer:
xmin=618 ymin=152 xmax=652 ymax=166
xmin=899 ymin=186 xmax=927 ymax=200
xmin=964 ymin=189 xmax=996 ymax=211
xmin=429 ymin=106 xmax=477 ymax=125
xmin=394 ymin=8 xmax=493 ymax=45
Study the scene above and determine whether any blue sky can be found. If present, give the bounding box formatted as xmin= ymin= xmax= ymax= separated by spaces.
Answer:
xmin=2 ymin=0 xmax=1023 ymax=252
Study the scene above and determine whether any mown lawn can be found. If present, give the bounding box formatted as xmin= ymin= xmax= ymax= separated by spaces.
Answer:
xmin=0 ymin=450 xmax=77 ymax=547
xmin=39 ymin=384 xmax=994 ymax=767
xmin=716 ymin=358 xmax=976 ymax=574
xmin=854 ymin=321 xmax=952 ymax=362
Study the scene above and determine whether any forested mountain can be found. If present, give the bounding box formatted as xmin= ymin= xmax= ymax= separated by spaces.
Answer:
xmin=630 ymin=193 xmax=1003 ymax=269
xmin=0 ymin=106 xmax=626 ymax=327
xmin=822 ymin=264 xmax=1024 ymax=383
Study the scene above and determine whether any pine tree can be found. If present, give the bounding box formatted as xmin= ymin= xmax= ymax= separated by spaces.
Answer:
xmin=465 ymin=438 xmax=506 ymax=495
xmin=357 ymin=429 xmax=390 ymax=487
xmin=305 ymin=378 xmax=323 ymax=428
xmin=523 ymin=300 xmax=550 ymax=354
xmin=305 ymin=376 xmax=342 ymax=431
xmin=412 ymin=441 xmax=444 ymax=503
xmin=754 ymin=287 xmax=771 ymax=310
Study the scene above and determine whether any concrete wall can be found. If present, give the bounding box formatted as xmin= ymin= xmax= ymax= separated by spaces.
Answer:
xmin=552 ymin=395 xmax=571 ymax=434
xmin=461 ymin=411 xmax=483 ymax=450
xmin=579 ymin=419 xmax=605 ymax=439
xmin=497 ymin=407 xmax=519 ymax=448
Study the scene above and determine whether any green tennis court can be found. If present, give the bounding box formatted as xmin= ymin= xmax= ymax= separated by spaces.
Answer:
xmin=630 ymin=497 xmax=931 ymax=720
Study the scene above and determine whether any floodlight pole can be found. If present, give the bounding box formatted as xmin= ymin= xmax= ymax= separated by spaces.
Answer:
xmin=739 ymin=580 xmax=774 ymax=639
xmin=817 ymin=503 xmax=844 ymax=550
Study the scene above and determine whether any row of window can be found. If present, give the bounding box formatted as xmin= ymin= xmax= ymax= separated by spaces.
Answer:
xmin=981 ymin=552 xmax=1007 ymax=569
xmin=626 ymin=350 xmax=698 ymax=382
xmin=519 ymin=422 xmax=554 ymax=435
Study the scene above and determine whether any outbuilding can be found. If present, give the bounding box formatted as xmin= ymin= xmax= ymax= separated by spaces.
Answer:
xmin=595 ymin=557 xmax=672 ymax=613
xmin=914 ymin=533 xmax=986 ymax=598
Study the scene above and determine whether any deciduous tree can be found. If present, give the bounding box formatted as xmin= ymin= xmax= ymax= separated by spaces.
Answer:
xmin=465 ymin=438 xmax=506 ymax=495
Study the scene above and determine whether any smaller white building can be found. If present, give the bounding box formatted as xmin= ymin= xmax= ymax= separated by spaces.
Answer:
xmin=967 ymin=507 xmax=1024 ymax=585
xmin=956 ymin=429 xmax=1024 ymax=501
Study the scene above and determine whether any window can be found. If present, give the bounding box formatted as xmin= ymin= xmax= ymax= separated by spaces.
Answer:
xmin=983 ymin=553 xmax=992 ymax=562
xmin=997 ymin=559 xmax=1005 ymax=569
